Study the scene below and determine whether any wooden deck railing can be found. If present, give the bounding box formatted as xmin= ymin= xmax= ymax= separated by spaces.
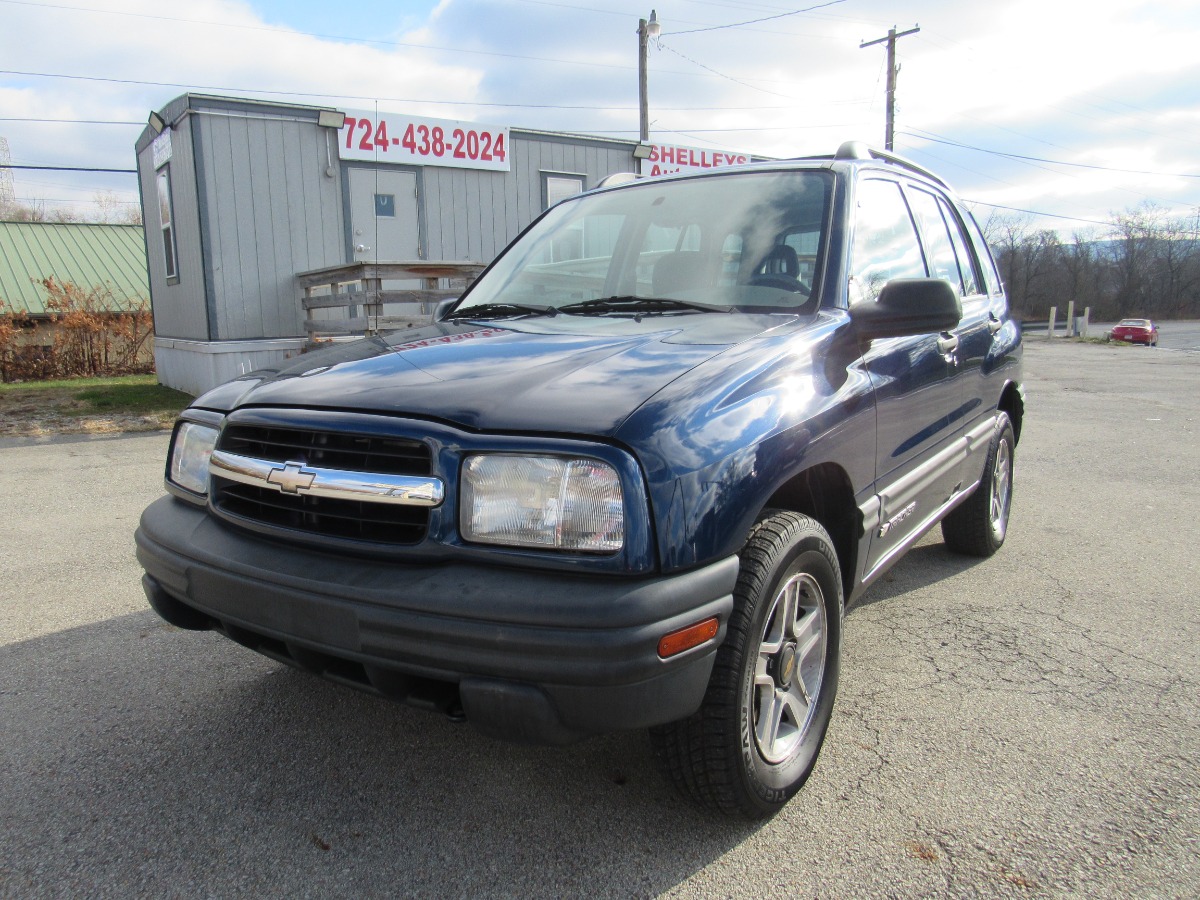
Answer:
xmin=296 ymin=261 xmax=485 ymax=341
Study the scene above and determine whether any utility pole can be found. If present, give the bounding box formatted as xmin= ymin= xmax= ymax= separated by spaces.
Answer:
xmin=860 ymin=25 xmax=920 ymax=151
xmin=638 ymin=11 xmax=661 ymax=145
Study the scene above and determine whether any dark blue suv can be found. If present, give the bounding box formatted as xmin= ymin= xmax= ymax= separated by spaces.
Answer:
xmin=136 ymin=142 xmax=1023 ymax=818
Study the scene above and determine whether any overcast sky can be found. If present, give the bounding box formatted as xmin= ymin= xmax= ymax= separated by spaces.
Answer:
xmin=2 ymin=0 xmax=1198 ymax=236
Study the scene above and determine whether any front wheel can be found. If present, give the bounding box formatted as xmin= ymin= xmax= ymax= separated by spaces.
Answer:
xmin=650 ymin=512 xmax=843 ymax=818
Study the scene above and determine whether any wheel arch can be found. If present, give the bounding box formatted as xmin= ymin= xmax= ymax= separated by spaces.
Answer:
xmin=762 ymin=462 xmax=858 ymax=605
xmin=998 ymin=380 xmax=1025 ymax=445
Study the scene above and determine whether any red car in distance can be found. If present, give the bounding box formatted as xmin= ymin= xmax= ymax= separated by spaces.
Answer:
xmin=1110 ymin=318 xmax=1159 ymax=347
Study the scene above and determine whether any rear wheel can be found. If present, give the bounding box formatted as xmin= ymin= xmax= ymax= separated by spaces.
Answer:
xmin=942 ymin=413 xmax=1015 ymax=557
xmin=650 ymin=512 xmax=842 ymax=818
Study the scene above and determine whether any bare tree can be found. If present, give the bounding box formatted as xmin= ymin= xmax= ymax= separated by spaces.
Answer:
xmin=985 ymin=204 xmax=1200 ymax=322
xmin=0 ymin=198 xmax=48 ymax=221
xmin=93 ymin=190 xmax=123 ymax=224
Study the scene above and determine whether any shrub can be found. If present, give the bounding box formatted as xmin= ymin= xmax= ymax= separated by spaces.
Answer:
xmin=0 ymin=279 xmax=155 ymax=382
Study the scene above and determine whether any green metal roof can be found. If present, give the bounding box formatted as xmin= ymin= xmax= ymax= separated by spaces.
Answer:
xmin=0 ymin=222 xmax=149 ymax=316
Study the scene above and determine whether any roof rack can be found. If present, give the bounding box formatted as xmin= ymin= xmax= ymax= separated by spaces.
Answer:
xmin=597 ymin=171 xmax=644 ymax=188
xmin=832 ymin=141 xmax=949 ymax=188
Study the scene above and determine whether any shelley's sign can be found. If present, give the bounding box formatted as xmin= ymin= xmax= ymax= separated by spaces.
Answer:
xmin=643 ymin=143 xmax=751 ymax=177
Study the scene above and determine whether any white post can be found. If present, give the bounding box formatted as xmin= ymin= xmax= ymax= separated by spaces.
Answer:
xmin=1066 ymin=300 xmax=1076 ymax=336
xmin=1082 ymin=307 xmax=1090 ymax=339
xmin=1048 ymin=306 xmax=1057 ymax=340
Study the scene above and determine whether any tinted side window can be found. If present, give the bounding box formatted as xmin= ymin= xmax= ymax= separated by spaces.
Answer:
xmin=966 ymin=213 xmax=1003 ymax=296
xmin=907 ymin=188 xmax=964 ymax=292
xmin=850 ymin=179 xmax=926 ymax=305
xmin=937 ymin=197 xmax=982 ymax=296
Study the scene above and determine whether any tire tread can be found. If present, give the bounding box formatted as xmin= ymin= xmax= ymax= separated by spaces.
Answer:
xmin=650 ymin=511 xmax=840 ymax=818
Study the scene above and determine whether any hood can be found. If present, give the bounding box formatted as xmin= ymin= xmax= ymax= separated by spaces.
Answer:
xmin=196 ymin=314 xmax=800 ymax=435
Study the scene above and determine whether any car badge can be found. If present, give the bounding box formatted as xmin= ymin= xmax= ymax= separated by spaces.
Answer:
xmin=266 ymin=462 xmax=317 ymax=494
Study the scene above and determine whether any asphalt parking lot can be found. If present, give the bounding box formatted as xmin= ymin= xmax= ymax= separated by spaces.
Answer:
xmin=2 ymin=338 xmax=1198 ymax=899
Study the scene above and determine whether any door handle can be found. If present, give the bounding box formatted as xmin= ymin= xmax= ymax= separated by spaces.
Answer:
xmin=987 ymin=314 xmax=1003 ymax=334
xmin=355 ymin=244 xmax=372 ymax=253
xmin=937 ymin=333 xmax=959 ymax=354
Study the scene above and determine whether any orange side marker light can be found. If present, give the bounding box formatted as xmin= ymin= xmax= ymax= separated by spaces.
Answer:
xmin=658 ymin=617 xmax=720 ymax=659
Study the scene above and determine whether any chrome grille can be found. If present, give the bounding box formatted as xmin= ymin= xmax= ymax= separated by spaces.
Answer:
xmin=218 ymin=424 xmax=431 ymax=476
xmin=212 ymin=425 xmax=434 ymax=545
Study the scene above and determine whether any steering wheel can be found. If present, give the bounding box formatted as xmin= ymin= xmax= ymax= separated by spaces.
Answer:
xmin=748 ymin=273 xmax=810 ymax=293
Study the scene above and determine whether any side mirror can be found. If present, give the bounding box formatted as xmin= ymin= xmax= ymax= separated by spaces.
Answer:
xmin=434 ymin=296 xmax=459 ymax=322
xmin=849 ymin=278 xmax=962 ymax=340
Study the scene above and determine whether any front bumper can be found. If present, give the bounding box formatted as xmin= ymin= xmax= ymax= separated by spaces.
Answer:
xmin=135 ymin=496 xmax=737 ymax=744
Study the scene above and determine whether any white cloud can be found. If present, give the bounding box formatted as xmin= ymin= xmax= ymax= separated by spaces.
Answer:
xmin=1 ymin=0 xmax=1197 ymax=230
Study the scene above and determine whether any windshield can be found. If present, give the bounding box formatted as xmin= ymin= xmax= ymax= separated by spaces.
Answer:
xmin=455 ymin=170 xmax=833 ymax=317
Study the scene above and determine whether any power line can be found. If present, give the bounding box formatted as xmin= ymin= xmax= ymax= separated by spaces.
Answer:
xmin=962 ymin=201 xmax=1200 ymax=239
xmin=667 ymin=0 xmax=848 ymax=36
xmin=900 ymin=131 xmax=1200 ymax=180
xmin=963 ymin=200 xmax=1113 ymax=229
xmin=8 ymin=0 xmax=856 ymax=49
xmin=656 ymin=41 xmax=793 ymax=99
xmin=4 ymin=0 xmax=830 ymax=83
xmin=0 ymin=69 xmax=797 ymax=112
xmin=1 ymin=164 xmax=136 ymax=173
xmin=0 ymin=117 xmax=141 ymax=125
xmin=11 ymin=196 xmax=139 ymax=205
xmin=904 ymin=139 xmax=1188 ymax=215
xmin=0 ymin=0 xmax=639 ymax=74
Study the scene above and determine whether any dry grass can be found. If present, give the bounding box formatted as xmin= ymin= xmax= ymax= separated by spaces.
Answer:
xmin=0 ymin=375 xmax=190 ymax=437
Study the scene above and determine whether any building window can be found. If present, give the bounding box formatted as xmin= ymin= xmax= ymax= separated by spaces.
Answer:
xmin=542 ymin=173 xmax=586 ymax=210
xmin=375 ymin=193 xmax=396 ymax=217
xmin=157 ymin=168 xmax=178 ymax=282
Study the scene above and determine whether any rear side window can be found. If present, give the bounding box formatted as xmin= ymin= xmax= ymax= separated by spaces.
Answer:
xmin=965 ymin=212 xmax=1003 ymax=296
xmin=849 ymin=179 xmax=926 ymax=305
xmin=937 ymin=197 xmax=982 ymax=297
xmin=907 ymin=188 xmax=983 ymax=297
xmin=906 ymin=188 xmax=964 ymax=292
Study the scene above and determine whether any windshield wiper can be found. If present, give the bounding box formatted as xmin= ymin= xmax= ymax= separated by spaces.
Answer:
xmin=556 ymin=296 xmax=731 ymax=316
xmin=443 ymin=302 xmax=558 ymax=321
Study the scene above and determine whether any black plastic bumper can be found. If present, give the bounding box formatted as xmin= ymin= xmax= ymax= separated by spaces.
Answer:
xmin=135 ymin=496 xmax=738 ymax=745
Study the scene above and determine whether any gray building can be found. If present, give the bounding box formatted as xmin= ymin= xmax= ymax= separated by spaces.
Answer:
xmin=134 ymin=94 xmax=648 ymax=395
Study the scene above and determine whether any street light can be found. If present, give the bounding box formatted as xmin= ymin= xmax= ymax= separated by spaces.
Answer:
xmin=638 ymin=10 xmax=660 ymax=172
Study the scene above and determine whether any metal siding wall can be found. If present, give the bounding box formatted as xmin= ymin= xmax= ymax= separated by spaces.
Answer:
xmin=310 ymin=129 xmax=346 ymax=268
xmin=199 ymin=111 xmax=345 ymax=340
xmin=451 ymin=169 xmax=470 ymax=259
xmin=420 ymin=170 xmax=441 ymax=258
xmin=489 ymin=174 xmax=507 ymax=258
xmin=245 ymin=118 xmax=275 ymax=337
xmin=138 ymin=115 xmax=209 ymax=340
xmin=522 ymin=138 xmax=542 ymax=222
xmin=502 ymin=156 xmax=521 ymax=243
xmin=201 ymin=114 xmax=244 ymax=340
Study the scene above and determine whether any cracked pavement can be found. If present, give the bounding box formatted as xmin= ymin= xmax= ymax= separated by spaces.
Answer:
xmin=2 ymin=339 xmax=1197 ymax=898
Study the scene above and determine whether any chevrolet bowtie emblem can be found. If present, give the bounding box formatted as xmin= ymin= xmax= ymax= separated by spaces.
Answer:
xmin=266 ymin=462 xmax=317 ymax=494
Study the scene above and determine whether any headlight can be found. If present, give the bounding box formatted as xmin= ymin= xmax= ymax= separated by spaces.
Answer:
xmin=461 ymin=454 xmax=624 ymax=553
xmin=168 ymin=421 xmax=219 ymax=495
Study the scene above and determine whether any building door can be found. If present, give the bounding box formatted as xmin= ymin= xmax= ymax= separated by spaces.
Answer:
xmin=348 ymin=168 xmax=419 ymax=263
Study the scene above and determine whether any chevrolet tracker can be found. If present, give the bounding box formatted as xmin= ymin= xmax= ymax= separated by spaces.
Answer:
xmin=136 ymin=142 xmax=1024 ymax=818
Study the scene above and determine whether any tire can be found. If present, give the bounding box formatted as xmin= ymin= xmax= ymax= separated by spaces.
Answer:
xmin=650 ymin=512 xmax=842 ymax=818
xmin=941 ymin=412 xmax=1015 ymax=557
